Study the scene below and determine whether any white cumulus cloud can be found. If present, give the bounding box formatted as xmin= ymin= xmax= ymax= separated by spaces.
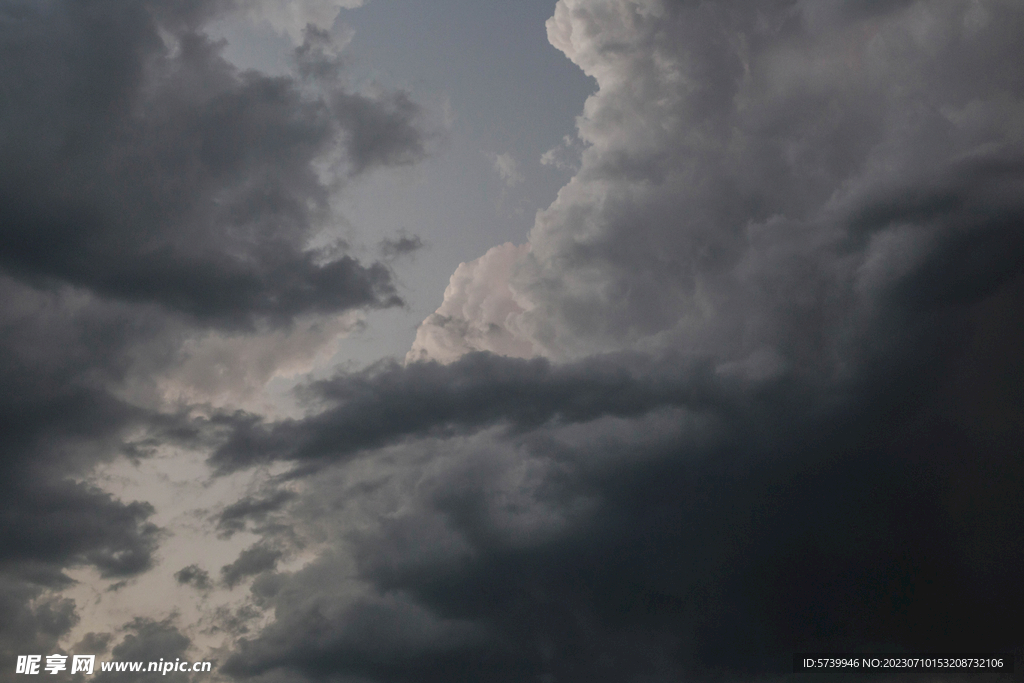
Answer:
xmin=407 ymin=242 xmax=535 ymax=364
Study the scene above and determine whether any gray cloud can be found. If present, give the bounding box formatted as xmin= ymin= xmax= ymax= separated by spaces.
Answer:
xmin=73 ymin=632 xmax=114 ymax=656
xmin=216 ymin=490 xmax=299 ymax=538
xmin=1 ymin=0 xmax=1022 ymax=681
xmin=0 ymin=280 xmax=174 ymax=586
xmin=0 ymin=1 xmax=427 ymax=329
xmin=0 ymin=280 xmax=173 ymax=681
xmin=94 ymin=618 xmax=193 ymax=683
xmin=0 ymin=584 xmax=78 ymax=683
xmin=202 ymin=604 xmax=265 ymax=640
xmin=220 ymin=291 xmax=1024 ymax=680
xmin=209 ymin=350 xmax=726 ymax=472
xmin=221 ymin=545 xmax=284 ymax=589
xmin=378 ymin=234 xmax=425 ymax=260
xmin=0 ymin=0 xmax=432 ymax=671
xmin=225 ymin=592 xmax=493 ymax=682
xmin=414 ymin=0 xmax=1024 ymax=363
xmin=213 ymin=216 xmax=1024 ymax=680
xmin=213 ymin=0 xmax=1024 ymax=680
xmin=1 ymin=480 xmax=160 ymax=580
xmin=174 ymin=565 xmax=212 ymax=591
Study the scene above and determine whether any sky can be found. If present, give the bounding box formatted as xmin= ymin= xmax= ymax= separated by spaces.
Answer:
xmin=0 ymin=1 xmax=1022 ymax=682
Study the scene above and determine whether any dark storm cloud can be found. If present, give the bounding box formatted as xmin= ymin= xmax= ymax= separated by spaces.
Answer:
xmin=216 ymin=490 xmax=299 ymax=537
xmin=0 ymin=279 xmax=175 ymax=682
xmin=215 ymin=0 xmax=1024 ymax=680
xmin=209 ymin=351 xmax=722 ymax=472
xmin=221 ymin=545 xmax=284 ymax=588
xmin=0 ymin=0 xmax=427 ymax=328
xmin=73 ymin=632 xmax=114 ymax=656
xmin=93 ymin=618 xmax=193 ymax=683
xmin=0 ymin=584 xmax=78 ymax=680
xmin=212 ymin=140 xmax=1024 ymax=474
xmin=0 ymin=0 xmax=1020 ymax=680
xmin=0 ymin=286 xmax=180 ymax=614
xmin=173 ymin=565 xmax=212 ymax=591
xmin=223 ymin=275 xmax=1024 ymax=682
xmin=838 ymin=151 xmax=1024 ymax=308
xmin=0 ymin=0 xmax=433 ymax=672
xmin=224 ymin=592 xmax=493 ymax=683
xmin=0 ymin=480 xmax=160 ymax=580
xmin=216 ymin=162 xmax=1024 ymax=680
xmin=0 ymin=280 xmax=176 ymax=587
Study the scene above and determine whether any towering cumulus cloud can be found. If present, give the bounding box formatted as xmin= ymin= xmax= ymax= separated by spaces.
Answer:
xmin=216 ymin=1 xmax=1024 ymax=682
xmin=413 ymin=0 xmax=1024 ymax=364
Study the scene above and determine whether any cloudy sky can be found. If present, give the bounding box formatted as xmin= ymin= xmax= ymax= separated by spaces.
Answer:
xmin=1 ymin=0 xmax=1023 ymax=681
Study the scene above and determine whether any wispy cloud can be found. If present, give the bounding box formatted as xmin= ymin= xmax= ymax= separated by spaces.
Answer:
xmin=486 ymin=151 xmax=525 ymax=188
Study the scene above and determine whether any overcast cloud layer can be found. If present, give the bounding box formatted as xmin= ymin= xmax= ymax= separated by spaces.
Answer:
xmin=2 ymin=0 xmax=1023 ymax=682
